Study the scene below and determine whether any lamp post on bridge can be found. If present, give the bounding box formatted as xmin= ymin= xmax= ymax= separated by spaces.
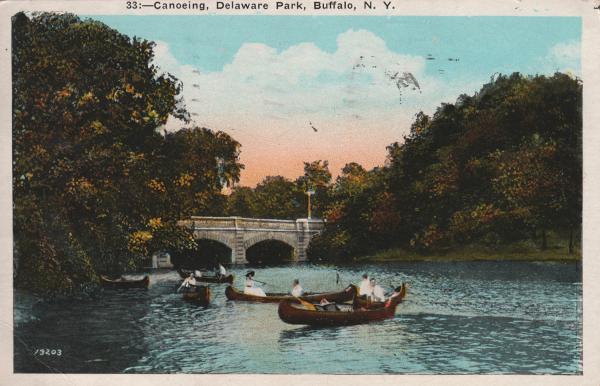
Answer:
xmin=306 ymin=189 xmax=315 ymax=219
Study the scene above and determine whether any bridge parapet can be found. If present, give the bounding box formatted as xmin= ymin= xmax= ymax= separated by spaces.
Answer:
xmin=186 ymin=216 xmax=323 ymax=232
xmin=296 ymin=218 xmax=325 ymax=232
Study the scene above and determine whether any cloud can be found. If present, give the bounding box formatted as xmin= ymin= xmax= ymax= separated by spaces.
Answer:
xmin=152 ymin=40 xmax=181 ymax=76
xmin=541 ymin=40 xmax=581 ymax=76
xmin=153 ymin=29 xmax=444 ymax=120
xmin=151 ymin=29 xmax=468 ymax=185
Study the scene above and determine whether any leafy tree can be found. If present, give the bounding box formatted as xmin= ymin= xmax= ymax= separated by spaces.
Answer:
xmin=311 ymin=72 xmax=581 ymax=260
xmin=12 ymin=13 xmax=243 ymax=294
xmin=296 ymin=160 xmax=332 ymax=218
xmin=157 ymin=127 xmax=242 ymax=218
xmin=224 ymin=160 xmax=333 ymax=221
xmin=226 ymin=186 xmax=257 ymax=217
xmin=252 ymin=176 xmax=304 ymax=219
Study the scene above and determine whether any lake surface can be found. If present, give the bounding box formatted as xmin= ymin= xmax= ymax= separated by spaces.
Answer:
xmin=14 ymin=261 xmax=582 ymax=374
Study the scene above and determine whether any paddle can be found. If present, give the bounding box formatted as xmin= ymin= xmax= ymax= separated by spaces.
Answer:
xmin=294 ymin=296 xmax=317 ymax=311
xmin=246 ymin=276 xmax=296 ymax=294
xmin=176 ymin=278 xmax=191 ymax=293
xmin=335 ymin=271 xmax=352 ymax=289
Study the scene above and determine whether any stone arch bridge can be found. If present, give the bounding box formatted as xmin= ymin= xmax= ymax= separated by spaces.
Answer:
xmin=176 ymin=216 xmax=325 ymax=264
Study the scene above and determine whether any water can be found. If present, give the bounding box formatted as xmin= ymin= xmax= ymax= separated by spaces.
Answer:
xmin=13 ymin=261 xmax=582 ymax=374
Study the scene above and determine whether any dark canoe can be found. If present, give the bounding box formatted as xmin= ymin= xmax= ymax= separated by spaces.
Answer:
xmin=177 ymin=269 xmax=234 ymax=284
xmin=277 ymin=283 xmax=408 ymax=326
xmin=182 ymin=285 xmax=211 ymax=305
xmin=99 ymin=275 xmax=150 ymax=289
xmin=225 ymin=284 xmax=358 ymax=304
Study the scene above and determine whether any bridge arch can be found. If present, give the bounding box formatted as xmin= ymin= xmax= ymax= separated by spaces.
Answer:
xmin=174 ymin=216 xmax=325 ymax=265
xmin=193 ymin=231 xmax=236 ymax=251
xmin=243 ymin=232 xmax=298 ymax=252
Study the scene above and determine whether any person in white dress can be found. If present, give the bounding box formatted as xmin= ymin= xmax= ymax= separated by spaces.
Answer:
xmin=291 ymin=279 xmax=303 ymax=297
xmin=359 ymin=273 xmax=372 ymax=297
xmin=243 ymin=271 xmax=266 ymax=297
xmin=216 ymin=263 xmax=227 ymax=278
xmin=370 ymin=278 xmax=386 ymax=302
xmin=178 ymin=273 xmax=196 ymax=292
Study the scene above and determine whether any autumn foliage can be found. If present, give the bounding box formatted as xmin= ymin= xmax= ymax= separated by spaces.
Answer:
xmin=12 ymin=13 xmax=242 ymax=294
xmin=308 ymin=73 xmax=581 ymax=260
xmin=13 ymin=13 xmax=582 ymax=291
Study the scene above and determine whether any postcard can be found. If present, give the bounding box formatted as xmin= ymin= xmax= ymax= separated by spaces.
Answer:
xmin=1 ymin=0 xmax=599 ymax=385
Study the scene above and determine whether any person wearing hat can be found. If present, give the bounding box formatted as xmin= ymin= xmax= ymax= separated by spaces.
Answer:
xmin=243 ymin=271 xmax=266 ymax=297
xmin=290 ymin=279 xmax=303 ymax=297
xmin=359 ymin=273 xmax=372 ymax=297
xmin=370 ymin=278 xmax=386 ymax=302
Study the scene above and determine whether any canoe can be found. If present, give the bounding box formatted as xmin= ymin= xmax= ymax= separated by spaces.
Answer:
xmin=99 ymin=275 xmax=150 ymax=289
xmin=225 ymin=284 xmax=358 ymax=304
xmin=181 ymin=285 xmax=211 ymax=305
xmin=177 ymin=269 xmax=234 ymax=284
xmin=277 ymin=283 xmax=407 ymax=326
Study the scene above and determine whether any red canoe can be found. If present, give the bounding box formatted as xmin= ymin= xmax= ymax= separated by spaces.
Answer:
xmin=181 ymin=285 xmax=211 ymax=305
xmin=278 ymin=283 xmax=407 ymax=326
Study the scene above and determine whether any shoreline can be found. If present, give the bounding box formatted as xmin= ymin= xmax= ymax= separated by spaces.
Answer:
xmin=353 ymin=246 xmax=582 ymax=264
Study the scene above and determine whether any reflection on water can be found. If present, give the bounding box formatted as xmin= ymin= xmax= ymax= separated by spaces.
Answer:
xmin=14 ymin=261 xmax=582 ymax=374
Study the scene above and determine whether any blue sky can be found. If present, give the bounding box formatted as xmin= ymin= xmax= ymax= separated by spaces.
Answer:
xmin=93 ymin=16 xmax=580 ymax=76
xmin=90 ymin=15 xmax=581 ymax=185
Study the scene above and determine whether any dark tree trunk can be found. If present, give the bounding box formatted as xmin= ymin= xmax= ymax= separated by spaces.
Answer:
xmin=541 ymin=229 xmax=547 ymax=250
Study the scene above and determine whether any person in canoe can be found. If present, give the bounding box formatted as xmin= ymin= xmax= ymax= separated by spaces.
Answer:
xmin=359 ymin=273 xmax=372 ymax=297
xmin=291 ymin=279 xmax=303 ymax=297
xmin=318 ymin=297 xmax=342 ymax=311
xmin=215 ymin=263 xmax=227 ymax=279
xmin=244 ymin=271 xmax=266 ymax=297
xmin=390 ymin=285 xmax=404 ymax=298
xmin=178 ymin=272 xmax=197 ymax=292
xmin=370 ymin=278 xmax=386 ymax=302
xmin=384 ymin=285 xmax=406 ymax=306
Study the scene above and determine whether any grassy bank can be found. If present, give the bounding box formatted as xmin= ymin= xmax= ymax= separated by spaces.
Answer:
xmin=355 ymin=236 xmax=581 ymax=263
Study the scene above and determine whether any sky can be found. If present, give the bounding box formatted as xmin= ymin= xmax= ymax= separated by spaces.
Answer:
xmin=91 ymin=15 xmax=581 ymax=186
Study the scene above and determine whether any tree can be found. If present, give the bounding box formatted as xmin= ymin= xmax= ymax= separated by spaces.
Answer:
xmin=384 ymin=73 xmax=582 ymax=252
xmin=226 ymin=186 xmax=257 ymax=217
xmin=12 ymin=13 xmax=243 ymax=294
xmin=157 ymin=127 xmax=242 ymax=218
xmin=296 ymin=160 xmax=332 ymax=218
xmin=312 ymin=72 xmax=581 ymax=259
xmin=252 ymin=176 xmax=304 ymax=219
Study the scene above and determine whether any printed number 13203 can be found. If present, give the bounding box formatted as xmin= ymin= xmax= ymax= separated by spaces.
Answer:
xmin=34 ymin=348 xmax=62 ymax=356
